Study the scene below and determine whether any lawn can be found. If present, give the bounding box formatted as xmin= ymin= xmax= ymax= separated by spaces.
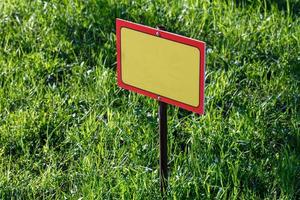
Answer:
xmin=0 ymin=0 xmax=299 ymax=199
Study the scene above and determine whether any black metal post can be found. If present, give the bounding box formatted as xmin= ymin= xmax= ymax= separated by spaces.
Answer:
xmin=159 ymin=100 xmax=168 ymax=197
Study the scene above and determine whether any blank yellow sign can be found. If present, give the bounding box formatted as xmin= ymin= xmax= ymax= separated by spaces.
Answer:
xmin=121 ymin=28 xmax=200 ymax=107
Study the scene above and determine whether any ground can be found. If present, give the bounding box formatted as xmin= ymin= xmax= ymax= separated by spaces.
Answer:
xmin=0 ymin=0 xmax=299 ymax=199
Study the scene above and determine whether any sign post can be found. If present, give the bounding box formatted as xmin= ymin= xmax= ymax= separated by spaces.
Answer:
xmin=159 ymin=100 xmax=168 ymax=195
xmin=116 ymin=18 xmax=206 ymax=197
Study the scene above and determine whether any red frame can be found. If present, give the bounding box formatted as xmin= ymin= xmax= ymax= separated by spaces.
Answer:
xmin=116 ymin=18 xmax=205 ymax=114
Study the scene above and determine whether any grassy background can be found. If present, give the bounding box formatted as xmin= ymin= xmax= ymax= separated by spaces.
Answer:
xmin=0 ymin=0 xmax=299 ymax=199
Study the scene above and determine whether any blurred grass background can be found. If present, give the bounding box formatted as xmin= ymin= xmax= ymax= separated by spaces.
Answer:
xmin=0 ymin=0 xmax=299 ymax=199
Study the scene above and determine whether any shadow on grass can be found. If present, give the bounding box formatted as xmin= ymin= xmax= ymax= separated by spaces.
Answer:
xmin=235 ymin=0 xmax=300 ymax=17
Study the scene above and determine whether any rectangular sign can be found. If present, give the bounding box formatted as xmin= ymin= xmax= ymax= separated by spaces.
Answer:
xmin=116 ymin=19 xmax=205 ymax=114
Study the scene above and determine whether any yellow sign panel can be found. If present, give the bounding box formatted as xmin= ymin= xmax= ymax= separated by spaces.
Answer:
xmin=116 ymin=19 xmax=205 ymax=114
xmin=121 ymin=28 xmax=200 ymax=107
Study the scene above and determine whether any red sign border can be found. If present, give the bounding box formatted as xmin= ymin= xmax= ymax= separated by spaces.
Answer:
xmin=116 ymin=18 xmax=205 ymax=114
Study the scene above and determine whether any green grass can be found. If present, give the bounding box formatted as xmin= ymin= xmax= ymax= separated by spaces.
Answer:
xmin=0 ymin=0 xmax=299 ymax=199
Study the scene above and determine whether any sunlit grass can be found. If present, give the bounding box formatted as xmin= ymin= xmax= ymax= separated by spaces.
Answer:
xmin=0 ymin=0 xmax=299 ymax=199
